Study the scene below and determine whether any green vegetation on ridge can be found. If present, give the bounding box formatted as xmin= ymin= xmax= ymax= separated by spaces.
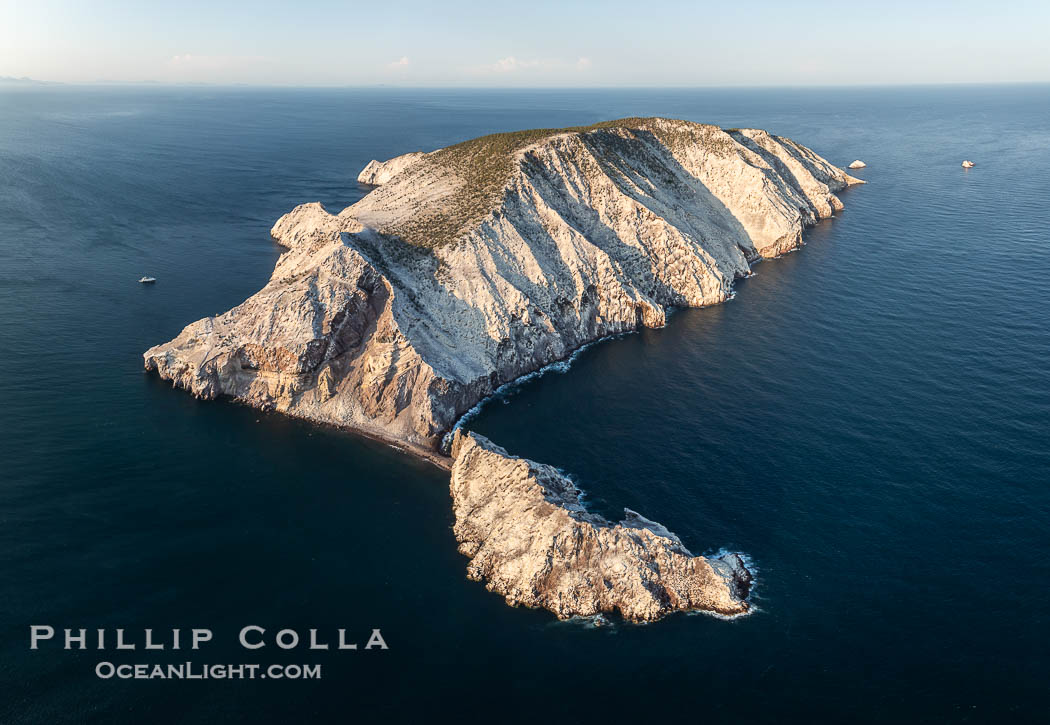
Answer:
xmin=377 ymin=117 xmax=734 ymax=250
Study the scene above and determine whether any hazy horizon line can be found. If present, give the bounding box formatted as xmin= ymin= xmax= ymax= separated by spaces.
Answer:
xmin=4 ymin=76 xmax=1049 ymax=91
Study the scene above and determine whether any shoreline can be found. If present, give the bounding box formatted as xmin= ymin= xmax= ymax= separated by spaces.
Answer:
xmin=152 ymin=214 xmax=840 ymax=475
xmin=146 ymin=208 xmax=848 ymax=481
xmin=435 ymin=217 xmax=840 ymax=458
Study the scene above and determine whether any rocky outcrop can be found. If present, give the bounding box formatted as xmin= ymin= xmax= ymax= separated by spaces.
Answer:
xmin=357 ymin=151 xmax=429 ymax=185
xmin=144 ymin=118 xmax=863 ymax=456
xmin=848 ymin=159 xmax=866 ymax=169
xmin=449 ymin=430 xmax=752 ymax=621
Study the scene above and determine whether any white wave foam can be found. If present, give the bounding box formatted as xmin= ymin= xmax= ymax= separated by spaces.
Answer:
xmin=698 ymin=547 xmax=761 ymax=619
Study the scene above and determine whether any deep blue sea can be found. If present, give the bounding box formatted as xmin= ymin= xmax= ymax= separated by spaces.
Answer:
xmin=1 ymin=85 xmax=1048 ymax=723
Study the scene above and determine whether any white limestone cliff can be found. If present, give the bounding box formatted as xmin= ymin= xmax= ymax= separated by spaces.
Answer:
xmin=144 ymin=118 xmax=862 ymax=458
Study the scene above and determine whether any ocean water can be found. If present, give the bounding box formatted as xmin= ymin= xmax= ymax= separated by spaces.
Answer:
xmin=1 ymin=85 xmax=1048 ymax=723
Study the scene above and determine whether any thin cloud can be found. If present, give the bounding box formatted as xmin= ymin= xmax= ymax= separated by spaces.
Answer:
xmin=482 ymin=56 xmax=593 ymax=74
xmin=491 ymin=57 xmax=540 ymax=73
xmin=388 ymin=56 xmax=410 ymax=69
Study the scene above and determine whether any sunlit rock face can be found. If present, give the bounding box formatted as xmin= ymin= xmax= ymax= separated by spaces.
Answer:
xmin=449 ymin=430 xmax=753 ymax=622
xmin=356 ymin=151 xmax=429 ymax=185
xmin=145 ymin=118 xmax=862 ymax=454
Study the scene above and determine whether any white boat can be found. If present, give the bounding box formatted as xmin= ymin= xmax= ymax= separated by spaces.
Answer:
xmin=962 ymin=160 xmax=975 ymax=168
xmin=139 ymin=276 xmax=156 ymax=284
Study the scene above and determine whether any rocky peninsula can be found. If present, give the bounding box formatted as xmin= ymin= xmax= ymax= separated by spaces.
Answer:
xmin=450 ymin=430 xmax=753 ymax=621
xmin=145 ymin=117 xmax=862 ymax=621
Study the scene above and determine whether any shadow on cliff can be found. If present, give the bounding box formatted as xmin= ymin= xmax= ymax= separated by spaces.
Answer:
xmin=516 ymin=128 xmax=759 ymax=302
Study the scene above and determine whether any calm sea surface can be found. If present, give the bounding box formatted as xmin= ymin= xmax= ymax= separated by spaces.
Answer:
xmin=1 ymin=86 xmax=1048 ymax=723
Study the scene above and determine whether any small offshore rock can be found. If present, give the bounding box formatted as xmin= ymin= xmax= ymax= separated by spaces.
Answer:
xmin=848 ymin=159 xmax=866 ymax=169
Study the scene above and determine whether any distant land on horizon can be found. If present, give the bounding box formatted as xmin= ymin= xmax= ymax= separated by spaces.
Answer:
xmin=0 ymin=76 xmax=58 ymax=85
xmin=2 ymin=75 xmax=1049 ymax=90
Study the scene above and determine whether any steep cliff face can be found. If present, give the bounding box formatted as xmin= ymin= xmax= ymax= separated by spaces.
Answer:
xmin=144 ymin=118 xmax=861 ymax=454
xmin=449 ymin=430 xmax=752 ymax=621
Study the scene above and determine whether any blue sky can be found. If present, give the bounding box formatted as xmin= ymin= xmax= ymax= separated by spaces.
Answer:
xmin=2 ymin=0 xmax=1048 ymax=86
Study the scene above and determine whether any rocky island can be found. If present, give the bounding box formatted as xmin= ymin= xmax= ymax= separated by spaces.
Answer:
xmin=145 ymin=117 xmax=862 ymax=622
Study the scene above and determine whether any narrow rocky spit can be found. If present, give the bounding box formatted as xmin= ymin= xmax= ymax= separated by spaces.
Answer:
xmin=450 ymin=430 xmax=753 ymax=622
xmin=144 ymin=117 xmax=862 ymax=621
